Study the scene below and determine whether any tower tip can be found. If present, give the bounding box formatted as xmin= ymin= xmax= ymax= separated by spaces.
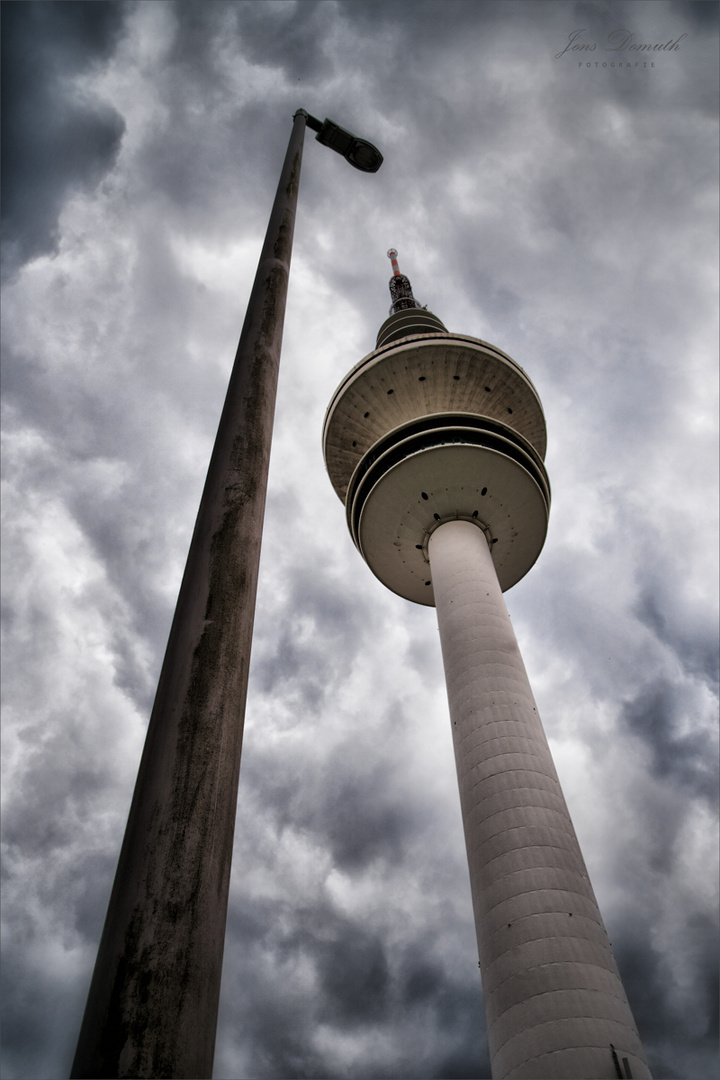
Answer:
xmin=386 ymin=248 xmax=419 ymax=312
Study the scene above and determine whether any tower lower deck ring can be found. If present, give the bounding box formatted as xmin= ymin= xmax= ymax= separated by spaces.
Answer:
xmin=350 ymin=416 xmax=549 ymax=603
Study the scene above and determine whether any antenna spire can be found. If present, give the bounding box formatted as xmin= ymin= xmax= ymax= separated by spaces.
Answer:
xmin=387 ymin=248 xmax=421 ymax=314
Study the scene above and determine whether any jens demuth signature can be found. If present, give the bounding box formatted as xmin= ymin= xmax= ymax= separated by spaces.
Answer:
xmin=556 ymin=28 xmax=688 ymax=60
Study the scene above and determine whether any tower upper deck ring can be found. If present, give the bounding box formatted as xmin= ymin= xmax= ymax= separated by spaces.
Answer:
xmin=323 ymin=331 xmax=548 ymax=503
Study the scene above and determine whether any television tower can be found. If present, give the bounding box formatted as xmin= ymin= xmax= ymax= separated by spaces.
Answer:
xmin=322 ymin=251 xmax=651 ymax=1080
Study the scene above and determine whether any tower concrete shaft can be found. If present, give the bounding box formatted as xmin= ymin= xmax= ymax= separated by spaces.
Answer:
xmin=323 ymin=250 xmax=651 ymax=1080
xmin=429 ymin=519 xmax=649 ymax=1080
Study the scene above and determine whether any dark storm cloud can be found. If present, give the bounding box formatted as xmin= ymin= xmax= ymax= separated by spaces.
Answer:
xmin=337 ymin=0 xmax=543 ymax=48
xmin=397 ymin=949 xmax=491 ymax=1076
xmin=634 ymin=575 xmax=719 ymax=691
xmin=518 ymin=534 xmax=717 ymax=833
xmin=0 ymin=715 xmax=133 ymax=1076
xmin=1 ymin=1 xmax=127 ymax=277
xmin=288 ymin=909 xmax=391 ymax=1027
xmin=236 ymin=692 xmax=433 ymax=876
xmin=611 ymin=922 xmax=682 ymax=1080
xmin=2 ymin=717 xmax=109 ymax=858
xmin=1 ymin=371 xmax=172 ymax=716
xmin=225 ymin=0 xmax=335 ymax=83
xmin=1 ymin=203 xmax=239 ymax=710
xmin=123 ymin=2 xmax=339 ymax=240
xmin=611 ymin=910 xmax=720 ymax=1080
xmin=670 ymin=0 xmax=718 ymax=30
xmin=621 ymin=679 xmax=718 ymax=800
xmin=252 ymin=561 xmax=376 ymax=706
xmin=219 ymin=980 xmax=332 ymax=1080
xmin=316 ymin=754 xmax=419 ymax=873
xmin=220 ymin=895 xmax=490 ymax=1080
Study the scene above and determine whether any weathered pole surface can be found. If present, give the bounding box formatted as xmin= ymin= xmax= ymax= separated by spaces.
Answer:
xmin=71 ymin=111 xmax=308 ymax=1080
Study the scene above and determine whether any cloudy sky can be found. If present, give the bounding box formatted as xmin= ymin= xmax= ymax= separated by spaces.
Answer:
xmin=1 ymin=2 xmax=718 ymax=1078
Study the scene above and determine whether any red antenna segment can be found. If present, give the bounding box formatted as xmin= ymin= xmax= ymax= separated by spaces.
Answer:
xmin=387 ymin=248 xmax=402 ymax=277
xmin=386 ymin=248 xmax=421 ymax=314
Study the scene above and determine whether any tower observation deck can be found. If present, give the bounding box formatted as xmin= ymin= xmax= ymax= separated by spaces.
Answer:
xmin=322 ymin=252 xmax=651 ymax=1080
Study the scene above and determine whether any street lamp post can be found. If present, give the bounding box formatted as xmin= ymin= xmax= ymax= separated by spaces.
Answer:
xmin=71 ymin=109 xmax=381 ymax=1080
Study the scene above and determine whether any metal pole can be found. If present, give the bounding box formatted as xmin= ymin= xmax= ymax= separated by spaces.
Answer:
xmin=71 ymin=110 xmax=308 ymax=1080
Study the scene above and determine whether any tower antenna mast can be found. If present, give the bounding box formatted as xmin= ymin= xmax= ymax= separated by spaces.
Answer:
xmin=387 ymin=247 xmax=422 ymax=313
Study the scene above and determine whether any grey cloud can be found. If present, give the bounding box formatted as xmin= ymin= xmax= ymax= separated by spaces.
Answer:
xmin=2 ymin=737 xmax=107 ymax=858
xmin=611 ymin=924 xmax=679 ymax=1079
xmin=670 ymin=0 xmax=720 ymax=27
xmin=254 ymin=573 xmax=374 ymax=697
xmin=219 ymin=893 xmax=489 ymax=1079
xmin=1 ymin=1 xmax=127 ymax=277
xmin=226 ymin=0 xmax=336 ymax=83
xmin=297 ymin=915 xmax=390 ymax=1027
xmin=634 ymin=578 xmax=719 ymax=691
xmin=404 ymin=631 xmax=445 ymax=688
xmin=611 ymin=911 xmax=719 ymax=1080
xmin=320 ymin=763 xmax=419 ymax=874
xmin=1 ymin=216 xmax=237 ymax=699
xmin=128 ymin=3 xmax=338 ymax=235
xmin=621 ymin=679 xmax=718 ymax=800
xmin=338 ymin=0 xmax=548 ymax=52
xmin=237 ymin=700 xmax=430 ymax=876
xmin=0 ymin=943 xmax=88 ymax=1080
xmin=0 ymin=406 xmax=174 ymax=711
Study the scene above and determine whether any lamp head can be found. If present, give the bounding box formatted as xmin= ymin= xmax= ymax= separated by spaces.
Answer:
xmin=297 ymin=110 xmax=383 ymax=172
